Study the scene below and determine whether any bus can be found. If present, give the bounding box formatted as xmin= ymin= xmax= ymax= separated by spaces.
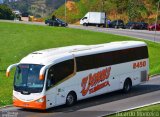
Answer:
xmin=6 ymin=41 xmax=149 ymax=110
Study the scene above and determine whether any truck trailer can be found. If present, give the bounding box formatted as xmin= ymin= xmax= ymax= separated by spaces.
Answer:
xmin=80 ymin=12 xmax=106 ymax=27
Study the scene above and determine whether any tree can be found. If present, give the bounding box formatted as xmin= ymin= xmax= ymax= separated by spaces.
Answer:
xmin=0 ymin=4 xmax=14 ymax=20
xmin=127 ymin=0 xmax=140 ymax=21
xmin=3 ymin=0 xmax=31 ymax=13
xmin=127 ymin=0 xmax=148 ymax=22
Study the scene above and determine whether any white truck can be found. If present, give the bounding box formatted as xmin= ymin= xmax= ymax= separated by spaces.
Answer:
xmin=80 ymin=12 xmax=106 ymax=27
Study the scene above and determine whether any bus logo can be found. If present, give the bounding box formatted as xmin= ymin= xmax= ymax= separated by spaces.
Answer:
xmin=81 ymin=67 xmax=111 ymax=96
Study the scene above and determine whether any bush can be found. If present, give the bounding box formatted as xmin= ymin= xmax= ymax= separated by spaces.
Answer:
xmin=0 ymin=4 xmax=15 ymax=20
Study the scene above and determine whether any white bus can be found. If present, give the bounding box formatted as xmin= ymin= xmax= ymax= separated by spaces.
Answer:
xmin=6 ymin=41 xmax=149 ymax=110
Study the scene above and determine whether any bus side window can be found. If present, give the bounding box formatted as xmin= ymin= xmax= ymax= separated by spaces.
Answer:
xmin=47 ymin=59 xmax=74 ymax=90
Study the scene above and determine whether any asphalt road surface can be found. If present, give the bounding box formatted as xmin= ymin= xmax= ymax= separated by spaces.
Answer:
xmin=0 ymin=75 xmax=160 ymax=117
xmin=69 ymin=25 xmax=160 ymax=43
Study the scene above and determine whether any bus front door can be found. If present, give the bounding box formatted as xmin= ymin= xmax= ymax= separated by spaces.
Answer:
xmin=46 ymin=88 xmax=57 ymax=108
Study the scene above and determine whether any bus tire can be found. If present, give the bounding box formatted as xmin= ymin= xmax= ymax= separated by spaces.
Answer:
xmin=123 ymin=78 xmax=132 ymax=93
xmin=66 ymin=92 xmax=77 ymax=106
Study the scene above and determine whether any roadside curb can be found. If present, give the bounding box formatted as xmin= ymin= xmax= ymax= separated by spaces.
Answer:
xmin=150 ymin=74 xmax=160 ymax=78
xmin=0 ymin=105 xmax=12 ymax=110
xmin=100 ymin=101 xmax=160 ymax=117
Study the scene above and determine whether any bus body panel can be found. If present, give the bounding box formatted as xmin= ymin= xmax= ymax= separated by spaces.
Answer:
xmin=45 ymin=58 xmax=148 ymax=108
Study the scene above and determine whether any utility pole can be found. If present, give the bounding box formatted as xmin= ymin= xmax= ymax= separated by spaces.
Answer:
xmin=65 ymin=0 xmax=66 ymax=23
xmin=154 ymin=0 xmax=160 ymax=42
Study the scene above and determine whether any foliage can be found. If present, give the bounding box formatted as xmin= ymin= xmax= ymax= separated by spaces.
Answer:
xmin=0 ymin=4 xmax=14 ymax=20
xmin=53 ymin=0 xmax=160 ymax=23
xmin=3 ymin=0 xmax=66 ymax=17
xmin=127 ymin=0 xmax=148 ymax=22
xmin=2 ymin=0 xmax=159 ymax=21
xmin=53 ymin=0 xmax=98 ymax=23
xmin=3 ymin=0 xmax=31 ymax=13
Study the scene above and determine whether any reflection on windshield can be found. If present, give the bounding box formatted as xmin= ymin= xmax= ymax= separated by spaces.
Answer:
xmin=14 ymin=64 xmax=44 ymax=93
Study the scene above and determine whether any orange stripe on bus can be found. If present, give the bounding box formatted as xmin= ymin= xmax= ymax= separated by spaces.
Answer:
xmin=13 ymin=96 xmax=46 ymax=110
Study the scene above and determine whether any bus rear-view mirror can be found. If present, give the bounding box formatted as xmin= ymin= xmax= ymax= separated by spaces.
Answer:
xmin=6 ymin=63 xmax=18 ymax=77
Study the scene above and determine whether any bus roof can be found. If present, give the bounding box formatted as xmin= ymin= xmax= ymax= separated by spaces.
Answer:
xmin=20 ymin=41 xmax=147 ymax=65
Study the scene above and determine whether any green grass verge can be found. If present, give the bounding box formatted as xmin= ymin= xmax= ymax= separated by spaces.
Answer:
xmin=108 ymin=104 xmax=160 ymax=117
xmin=0 ymin=22 xmax=160 ymax=107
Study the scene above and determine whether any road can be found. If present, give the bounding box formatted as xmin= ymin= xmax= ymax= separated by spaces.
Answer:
xmin=69 ymin=25 xmax=160 ymax=43
xmin=0 ymin=75 xmax=160 ymax=117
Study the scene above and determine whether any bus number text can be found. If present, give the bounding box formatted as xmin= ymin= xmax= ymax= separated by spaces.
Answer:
xmin=133 ymin=61 xmax=146 ymax=69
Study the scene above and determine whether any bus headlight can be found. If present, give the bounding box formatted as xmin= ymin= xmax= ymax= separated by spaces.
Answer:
xmin=36 ymin=97 xmax=45 ymax=103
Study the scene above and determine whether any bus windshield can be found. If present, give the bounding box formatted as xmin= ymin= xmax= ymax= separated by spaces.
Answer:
xmin=14 ymin=64 xmax=44 ymax=94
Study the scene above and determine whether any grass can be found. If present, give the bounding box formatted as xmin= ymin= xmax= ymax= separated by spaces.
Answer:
xmin=108 ymin=104 xmax=160 ymax=117
xmin=0 ymin=22 xmax=160 ymax=107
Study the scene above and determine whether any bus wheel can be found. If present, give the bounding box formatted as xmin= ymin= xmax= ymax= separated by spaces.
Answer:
xmin=66 ymin=92 xmax=77 ymax=106
xmin=123 ymin=79 xmax=132 ymax=93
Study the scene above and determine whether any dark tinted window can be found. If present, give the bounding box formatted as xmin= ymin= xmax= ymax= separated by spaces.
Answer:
xmin=47 ymin=59 xmax=74 ymax=89
xmin=76 ymin=46 xmax=148 ymax=72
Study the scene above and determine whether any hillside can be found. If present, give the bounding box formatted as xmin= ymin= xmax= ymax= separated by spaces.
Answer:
xmin=53 ymin=0 xmax=160 ymax=24
xmin=3 ymin=0 xmax=65 ymax=17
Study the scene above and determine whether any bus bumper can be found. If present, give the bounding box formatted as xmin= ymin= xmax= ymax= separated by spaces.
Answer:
xmin=13 ymin=96 xmax=46 ymax=110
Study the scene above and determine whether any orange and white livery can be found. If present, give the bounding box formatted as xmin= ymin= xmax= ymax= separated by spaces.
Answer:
xmin=6 ymin=41 xmax=149 ymax=110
